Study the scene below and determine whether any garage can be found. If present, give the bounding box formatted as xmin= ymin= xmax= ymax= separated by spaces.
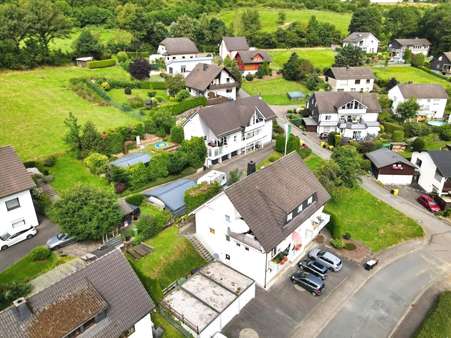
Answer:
xmin=366 ymin=148 xmax=416 ymax=185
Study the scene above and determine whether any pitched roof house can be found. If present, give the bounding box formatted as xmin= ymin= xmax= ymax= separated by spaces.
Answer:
xmin=219 ymin=37 xmax=250 ymax=60
xmin=0 ymin=249 xmax=155 ymax=338
xmin=366 ymin=148 xmax=416 ymax=185
xmin=324 ymin=67 xmax=375 ymax=92
xmin=0 ymin=146 xmax=38 ymax=236
xmin=183 ymin=96 xmax=276 ymax=167
xmin=234 ymin=50 xmax=271 ymax=75
xmin=342 ymin=32 xmax=379 ymax=53
xmin=185 ymin=63 xmax=238 ymax=101
xmin=193 ymin=152 xmax=331 ymax=288
xmin=388 ymin=38 xmax=431 ymax=63
xmin=431 ymin=52 xmax=451 ymax=75
xmin=411 ymin=151 xmax=451 ymax=197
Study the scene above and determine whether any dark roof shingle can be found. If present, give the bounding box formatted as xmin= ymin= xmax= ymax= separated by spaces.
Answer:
xmin=398 ymin=84 xmax=448 ymax=99
xmin=223 ymin=37 xmax=249 ymax=51
xmin=313 ymin=92 xmax=381 ymax=114
xmin=224 ymin=152 xmax=330 ymax=252
xmin=0 ymin=146 xmax=35 ymax=199
xmin=160 ymin=37 xmax=199 ymax=55
xmin=326 ymin=67 xmax=375 ymax=80
xmin=185 ymin=63 xmax=228 ymax=91
xmin=236 ymin=50 xmax=271 ymax=64
xmin=428 ymin=151 xmax=451 ymax=177
xmin=366 ymin=148 xmax=414 ymax=169
xmin=343 ymin=32 xmax=378 ymax=43
xmin=392 ymin=38 xmax=431 ymax=47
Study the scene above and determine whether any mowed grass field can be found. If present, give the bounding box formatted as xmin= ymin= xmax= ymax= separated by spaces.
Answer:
xmin=0 ymin=66 xmax=137 ymax=161
xmin=372 ymin=66 xmax=451 ymax=89
xmin=242 ymin=77 xmax=309 ymax=105
xmin=220 ymin=7 xmax=351 ymax=35
xmin=267 ymin=48 xmax=336 ymax=70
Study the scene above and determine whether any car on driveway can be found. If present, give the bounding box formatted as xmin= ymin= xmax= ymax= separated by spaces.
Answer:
xmin=298 ymin=259 xmax=328 ymax=280
xmin=46 ymin=233 xmax=75 ymax=250
xmin=290 ymin=271 xmax=325 ymax=296
xmin=0 ymin=226 xmax=38 ymax=251
xmin=417 ymin=194 xmax=441 ymax=213
xmin=309 ymin=248 xmax=342 ymax=272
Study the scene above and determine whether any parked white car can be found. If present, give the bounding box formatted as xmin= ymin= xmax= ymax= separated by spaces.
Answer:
xmin=308 ymin=248 xmax=343 ymax=272
xmin=0 ymin=226 xmax=38 ymax=251
xmin=197 ymin=170 xmax=227 ymax=186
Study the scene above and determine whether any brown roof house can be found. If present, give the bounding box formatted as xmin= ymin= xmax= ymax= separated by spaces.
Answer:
xmin=0 ymin=145 xmax=38 ymax=238
xmin=191 ymin=152 xmax=331 ymax=288
xmin=324 ymin=67 xmax=375 ymax=92
xmin=388 ymin=38 xmax=431 ymax=63
xmin=183 ymin=96 xmax=276 ymax=167
xmin=219 ymin=36 xmax=250 ymax=60
xmin=0 ymin=249 xmax=156 ymax=338
xmin=366 ymin=148 xmax=416 ymax=185
xmin=234 ymin=49 xmax=271 ymax=75
xmin=431 ymin=52 xmax=451 ymax=75
xmin=185 ymin=63 xmax=239 ymax=101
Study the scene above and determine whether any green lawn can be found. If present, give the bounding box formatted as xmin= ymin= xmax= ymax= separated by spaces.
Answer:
xmin=242 ymin=77 xmax=309 ymax=105
xmin=0 ymin=65 xmax=137 ymax=161
xmin=416 ymin=291 xmax=451 ymax=338
xmin=49 ymin=154 xmax=112 ymax=194
xmin=268 ymin=48 xmax=336 ymax=70
xmin=151 ymin=312 xmax=185 ymax=338
xmin=326 ymin=187 xmax=424 ymax=252
xmin=131 ymin=226 xmax=207 ymax=301
xmin=50 ymin=27 xmax=133 ymax=53
xmin=303 ymin=153 xmax=324 ymax=172
xmin=109 ymin=88 xmax=170 ymax=106
xmin=220 ymin=7 xmax=351 ymax=35
xmin=0 ymin=251 xmax=71 ymax=284
xmin=422 ymin=133 xmax=449 ymax=150
xmin=372 ymin=66 xmax=451 ymax=89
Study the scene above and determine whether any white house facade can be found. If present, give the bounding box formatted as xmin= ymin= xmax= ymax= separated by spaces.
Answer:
xmin=389 ymin=38 xmax=431 ymax=63
xmin=342 ymin=32 xmax=379 ymax=54
xmin=185 ymin=63 xmax=238 ymax=101
xmin=193 ymin=153 xmax=331 ymax=289
xmin=308 ymin=92 xmax=381 ymax=140
xmin=325 ymin=67 xmax=375 ymax=92
xmin=183 ymin=96 xmax=275 ymax=167
xmin=411 ymin=151 xmax=451 ymax=197
xmin=388 ymin=84 xmax=448 ymax=120
xmin=0 ymin=146 xmax=38 ymax=236
xmin=219 ymin=37 xmax=250 ymax=60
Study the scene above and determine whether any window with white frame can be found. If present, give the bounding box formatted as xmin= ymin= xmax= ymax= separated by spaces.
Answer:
xmin=287 ymin=213 xmax=293 ymax=222
xmin=225 ymin=215 xmax=230 ymax=222
xmin=11 ymin=219 xmax=25 ymax=229
xmin=307 ymin=195 xmax=313 ymax=205
xmin=297 ymin=204 xmax=303 ymax=213
xmin=5 ymin=198 xmax=20 ymax=211
xmin=209 ymin=227 xmax=216 ymax=235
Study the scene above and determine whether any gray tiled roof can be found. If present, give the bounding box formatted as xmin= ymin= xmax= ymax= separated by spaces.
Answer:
xmin=343 ymin=32 xmax=378 ymax=43
xmin=223 ymin=37 xmax=249 ymax=51
xmin=224 ymin=152 xmax=330 ymax=252
xmin=185 ymin=63 xmax=234 ymax=92
xmin=398 ymin=84 xmax=448 ymax=99
xmin=326 ymin=67 xmax=375 ymax=80
xmin=366 ymin=148 xmax=414 ymax=169
xmin=0 ymin=250 xmax=154 ymax=338
xmin=428 ymin=151 xmax=451 ymax=177
xmin=160 ymin=37 xmax=199 ymax=55
xmin=313 ymin=92 xmax=381 ymax=114
xmin=0 ymin=146 xmax=35 ymax=199
xmin=393 ymin=38 xmax=431 ymax=47
xmin=193 ymin=96 xmax=276 ymax=137
xmin=236 ymin=50 xmax=271 ymax=64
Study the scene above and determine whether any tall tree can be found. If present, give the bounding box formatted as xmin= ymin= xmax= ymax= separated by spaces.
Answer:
xmin=169 ymin=14 xmax=197 ymax=40
xmin=334 ymin=45 xmax=366 ymax=67
xmin=73 ymin=30 xmax=102 ymax=58
xmin=241 ymin=9 xmax=260 ymax=35
xmin=349 ymin=7 xmax=382 ymax=38
xmin=397 ymin=99 xmax=419 ymax=121
xmin=64 ymin=113 xmax=82 ymax=157
xmin=419 ymin=4 xmax=451 ymax=55
xmin=384 ymin=7 xmax=421 ymax=39
xmin=331 ymin=145 xmax=362 ymax=188
xmin=0 ymin=3 xmax=29 ymax=50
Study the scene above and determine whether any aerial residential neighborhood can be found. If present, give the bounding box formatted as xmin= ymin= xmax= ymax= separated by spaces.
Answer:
xmin=0 ymin=1 xmax=450 ymax=338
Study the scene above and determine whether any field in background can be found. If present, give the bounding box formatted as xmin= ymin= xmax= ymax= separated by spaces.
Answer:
xmin=268 ymin=48 xmax=336 ymax=70
xmin=372 ymin=66 xmax=451 ymax=89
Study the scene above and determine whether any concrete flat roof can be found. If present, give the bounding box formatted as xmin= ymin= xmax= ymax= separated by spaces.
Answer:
xmin=200 ymin=262 xmax=253 ymax=295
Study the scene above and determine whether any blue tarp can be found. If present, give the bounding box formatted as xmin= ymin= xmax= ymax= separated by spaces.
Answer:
xmin=143 ymin=179 xmax=196 ymax=216
xmin=287 ymin=91 xmax=305 ymax=100
xmin=110 ymin=152 xmax=152 ymax=168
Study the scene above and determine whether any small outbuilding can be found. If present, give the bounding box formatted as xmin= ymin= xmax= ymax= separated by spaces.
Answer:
xmin=143 ymin=178 xmax=196 ymax=216
xmin=76 ymin=56 xmax=93 ymax=67
xmin=366 ymin=148 xmax=416 ymax=185
xmin=111 ymin=152 xmax=152 ymax=168
xmin=302 ymin=117 xmax=318 ymax=132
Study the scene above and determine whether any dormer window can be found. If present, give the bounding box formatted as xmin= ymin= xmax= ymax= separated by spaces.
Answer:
xmin=307 ymin=196 xmax=313 ymax=205
xmin=297 ymin=204 xmax=303 ymax=213
xmin=287 ymin=213 xmax=293 ymax=222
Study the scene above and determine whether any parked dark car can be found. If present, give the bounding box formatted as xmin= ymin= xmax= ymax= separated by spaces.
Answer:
xmin=298 ymin=259 xmax=328 ymax=280
xmin=290 ymin=271 xmax=325 ymax=296
xmin=46 ymin=233 xmax=75 ymax=250
xmin=417 ymin=194 xmax=441 ymax=213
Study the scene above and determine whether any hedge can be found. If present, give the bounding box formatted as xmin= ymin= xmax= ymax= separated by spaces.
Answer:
xmin=152 ymin=96 xmax=207 ymax=116
xmin=126 ymin=51 xmax=151 ymax=59
xmin=417 ymin=66 xmax=451 ymax=83
xmin=87 ymin=59 xmax=116 ymax=69
xmin=184 ymin=182 xmax=221 ymax=212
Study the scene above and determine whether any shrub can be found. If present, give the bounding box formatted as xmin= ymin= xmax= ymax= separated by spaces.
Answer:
xmin=343 ymin=232 xmax=351 ymax=240
xmin=128 ymin=96 xmax=145 ymax=108
xmin=29 ymin=246 xmax=51 ymax=261
xmin=125 ymin=193 xmax=145 ymax=206
xmin=411 ymin=137 xmax=426 ymax=152
xmin=0 ymin=283 xmax=32 ymax=311
xmin=100 ymin=81 xmax=111 ymax=91
xmin=135 ymin=215 xmax=163 ymax=240
xmin=184 ymin=182 xmax=221 ymax=212
xmin=170 ymin=126 xmax=184 ymax=144
xmin=297 ymin=147 xmax=312 ymax=159
xmin=83 ymin=152 xmax=109 ymax=175
xmin=175 ymin=89 xmax=190 ymax=102
xmin=357 ymin=141 xmax=378 ymax=154
xmin=124 ymin=87 xmax=132 ymax=95
xmin=245 ymin=73 xmax=254 ymax=81
xmin=392 ymin=130 xmax=405 ymax=142
xmin=330 ymin=238 xmax=345 ymax=249
xmin=344 ymin=242 xmax=356 ymax=250
xmin=326 ymin=214 xmax=341 ymax=239
xmin=360 ymin=158 xmax=371 ymax=172
xmin=439 ymin=126 xmax=451 ymax=141
xmin=87 ymin=58 xmax=116 ymax=69
xmin=275 ymin=134 xmax=300 ymax=154
xmin=228 ymin=169 xmax=242 ymax=185
xmin=167 ymin=151 xmax=189 ymax=175
xmin=42 ymin=155 xmax=57 ymax=167
xmin=129 ymin=59 xmax=151 ymax=80
xmin=116 ymin=51 xmax=128 ymax=63
xmin=383 ymin=121 xmax=404 ymax=134
xmin=148 ymin=91 xmax=156 ymax=98
xmin=404 ymin=122 xmax=431 ymax=137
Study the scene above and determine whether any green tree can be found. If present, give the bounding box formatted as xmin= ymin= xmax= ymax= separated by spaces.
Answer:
xmin=167 ymin=151 xmax=188 ymax=175
xmin=397 ymin=98 xmax=419 ymax=121
xmin=73 ymin=30 xmax=102 ymax=59
xmin=180 ymin=137 xmax=207 ymax=168
xmin=241 ymin=9 xmax=260 ymax=35
xmin=411 ymin=53 xmax=425 ymax=67
xmin=275 ymin=134 xmax=301 ymax=154
xmin=64 ymin=113 xmax=82 ymax=158
xmin=317 ymin=161 xmax=342 ymax=193
xmin=0 ymin=282 xmax=32 ymax=311
xmin=334 ymin=45 xmax=366 ymax=67
xmin=282 ymin=53 xmax=314 ymax=81
xmin=349 ymin=7 xmax=382 ymax=38
xmin=228 ymin=169 xmax=242 ymax=185
xmin=277 ymin=12 xmax=286 ymax=25
xmin=80 ymin=121 xmax=102 ymax=158
xmin=145 ymin=110 xmax=175 ymax=136
xmin=0 ymin=3 xmax=29 ymax=50
xmin=224 ymin=58 xmax=242 ymax=88
xmin=411 ymin=137 xmax=425 ymax=152
xmin=170 ymin=125 xmax=184 ymax=144
xmin=169 ymin=14 xmax=197 ymax=40
xmin=419 ymin=4 xmax=451 ymax=55
xmin=83 ymin=152 xmax=109 ymax=175
xmin=51 ymin=186 xmax=122 ymax=241
xmin=331 ymin=145 xmax=362 ymax=188
xmin=384 ymin=7 xmax=421 ymax=39
xmin=129 ymin=58 xmax=151 ymax=80
xmin=165 ymin=74 xmax=186 ymax=97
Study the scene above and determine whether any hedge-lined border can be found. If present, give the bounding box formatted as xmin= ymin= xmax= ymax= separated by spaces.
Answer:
xmin=87 ymin=59 xmax=116 ymax=69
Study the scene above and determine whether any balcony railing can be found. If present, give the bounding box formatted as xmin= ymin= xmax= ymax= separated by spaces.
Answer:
xmin=311 ymin=213 xmax=330 ymax=231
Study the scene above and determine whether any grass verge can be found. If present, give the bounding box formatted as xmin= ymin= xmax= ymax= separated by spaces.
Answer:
xmin=415 ymin=291 xmax=451 ymax=338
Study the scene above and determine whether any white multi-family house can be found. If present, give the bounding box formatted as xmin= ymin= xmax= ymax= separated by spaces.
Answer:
xmin=388 ymin=84 xmax=448 ymax=120
xmin=324 ymin=67 xmax=375 ymax=92
xmin=152 ymin=37 xmax=213 ymax=75
xmin=431 ymin=52 xmax=451 ymax=75
xmin=307 ymin=92 xmax=381 ymax=140
xmin=192 ymin=152 xmax=331 ymax=289
xmin=411 ymin=151 xmax=451 ymax=197
xmin=0 ymin=249 xmax=156 ymax=338
xmin=342 ymin=32 xmax=379 ymax=54
xmin=185 ymin=63 xmax=238 ymax=101
xmin=388 ymin=38 xmax=431 ymax=63
xmin=0 ymin=146 xmax=38 ymax=236
xmin=219 ymin=37 xmax=250 ymax=60
xmin=183 ymin=96 xmax=275 ymax=167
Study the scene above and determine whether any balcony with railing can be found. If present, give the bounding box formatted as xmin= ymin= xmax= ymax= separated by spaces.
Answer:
xmin=311 ymin=213 xmax=330 ymax=231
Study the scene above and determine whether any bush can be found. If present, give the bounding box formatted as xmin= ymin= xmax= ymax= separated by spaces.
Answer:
xmin=42 ymin=155 xmax=57 ymax=167
xmin=87 ymin=58 xmax=116 ymax=69
xmin=116 ymin=51 xmax=128 ymax=63
xmin=125 ymin=193 xmax=145 ymax=206
xmin=392 ymin=130 xmax=405 ymax=142
xmin=404 ymin=122 xmax=431 ymax=137
xmin=0 ymin=283 xmax=32 ymax=311
xmin=344 ymin=242 xmax=356 ymax=250
xmin=124 ymin=87 xmax=132 ymax=95
xmin=330 ymin=238 xmax=345 ymax=249
xmin=136 ymin=215 xmax=163 ymax=240
xmin=297 ymin=147 xmax=312 ymax=159
xmin=83 ymin=152 xmax=109 ymax=175
xmin=170 ymin=126 xmax=184 ymax=144
xmin=343 ymin=232 xmax=351 ymax=240
xmin=245 ymin=73 xmax=254 ymax=81
xmin=175 ymin=89 xmax=190 ymax=102
xmin=439 ymin=126 xmax=451 ymax=141
xmin=275 ymin=134 xmax=300 ymax=154
xmin=128 ymin=96 xmax=145 ymax=109
xmin=148 ymin=91 xmax=156 ymax=98
xmin=29 ymin=246 xmax=51 ymax=261
xmin=326 ymin=214 xmax=341 ymax=239
xmin=383 ymin=121 xmax=404 ymax=134
xmin=167 ymin=151 xmax=189 ymax=175
xmin=411 ymin=137 xmax=426 ymax=152
xmin=360 ymin=159 xmax=371 ymax=172
xmin=129 ymin=58 xmax=151 ymax=80
xmin=184 ymin=182 xmax=221 ymax=212
xmin=100 ymin=81 xmax=111 ymax=91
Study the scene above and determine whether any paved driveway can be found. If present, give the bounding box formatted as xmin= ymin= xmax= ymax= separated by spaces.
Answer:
xmin=224 ymin=253 xmax=359 ymax=338
xmin=0 ymin=218 xmax=59 ymax=272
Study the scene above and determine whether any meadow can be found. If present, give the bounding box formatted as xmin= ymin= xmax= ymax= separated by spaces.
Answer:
xmin=267 ymin=48 xmax=336 ymax=70
xmin=372 ymin=66 xmax=451 ymax=89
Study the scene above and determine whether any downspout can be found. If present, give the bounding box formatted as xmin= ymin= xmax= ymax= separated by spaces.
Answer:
xmin=264 ymin=250 xmax=268 ymax=289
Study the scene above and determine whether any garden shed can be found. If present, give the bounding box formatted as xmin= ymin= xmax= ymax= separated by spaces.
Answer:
xmin=76 ymin=56 xmax=93 ymax=67
xmin=287 ymin=91 xmax=305 ymax=100
xmin=111 ymin=152 xmax=152 ymax=168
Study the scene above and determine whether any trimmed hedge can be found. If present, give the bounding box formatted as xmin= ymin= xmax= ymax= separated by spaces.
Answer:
xmin=184 ymin=182 xmax=221 ymax=212
xmin=126 ymin=51 xmax=151 ymax=59
xmin=87 ymin=59 xmax=116 ymax=69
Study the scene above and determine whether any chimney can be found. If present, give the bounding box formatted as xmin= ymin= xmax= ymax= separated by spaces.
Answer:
xmin=203 ymin=63 xmax=208 ymax=71
xmin=247 ymin=161 xmax=256 ymax=176
xmin=13 ymin=297 xmax=31 ymax=320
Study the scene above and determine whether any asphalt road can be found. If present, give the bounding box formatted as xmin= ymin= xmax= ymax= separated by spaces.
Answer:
xmin=0 ymin=218 xmax=59 ymax=272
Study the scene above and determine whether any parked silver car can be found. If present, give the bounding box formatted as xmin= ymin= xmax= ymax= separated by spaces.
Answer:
xmin=308 ymin=248 xmax=342 ymax=272
xmin=46 ymin=233 xmax=75 ymax=250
